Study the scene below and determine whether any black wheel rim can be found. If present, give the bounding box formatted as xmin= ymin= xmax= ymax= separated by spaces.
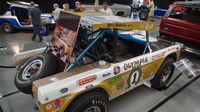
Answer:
xmin=140 ymin=13 xmax=146 ymax=19
xmin=160 ymin=66 xmax=172 ymax=85
xmin=4 ymin=24 xmax=10 ymax=32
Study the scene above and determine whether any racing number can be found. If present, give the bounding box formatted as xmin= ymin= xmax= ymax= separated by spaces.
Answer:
xmin=129 ymin=69 xmax=142 ymax=88
xmin=131 ymin=71 xmax=139 ymax=84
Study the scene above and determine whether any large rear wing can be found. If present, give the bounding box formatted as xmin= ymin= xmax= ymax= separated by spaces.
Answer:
xmin=71 ymin=12 xmax=157 ymax=31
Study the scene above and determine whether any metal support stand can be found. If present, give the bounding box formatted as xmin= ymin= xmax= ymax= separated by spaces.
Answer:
xmin=143 ymin=31 xmax=150 ymax=54
xmin=113 ymin=29 xmax=118 ymax=63
xmin=65 ymin=30 xmax=106 ymax=72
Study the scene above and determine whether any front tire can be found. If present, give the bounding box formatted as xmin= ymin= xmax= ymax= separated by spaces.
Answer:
xmin=14 ymin=53 xmax=57 ymax=94
xmin=151 ymin=57 xmax=175 ymax=91
xmin=66 ymin=91 xmax=109 ymax=112
xmin=2 ymin=22 xmax=14 ymax=33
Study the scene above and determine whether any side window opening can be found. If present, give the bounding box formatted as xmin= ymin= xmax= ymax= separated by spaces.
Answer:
xmin=169 ymin=5 xmax=183 ymax=19
xmin=11 ymin=7 xmax=30 ymax=25
xmin=115 ymin=11 xmax=125 ymax=17
xmin=169 ymin=5 xmax=200 ymax=23
xmin=182 ymin=7 xmax=200 ymax=23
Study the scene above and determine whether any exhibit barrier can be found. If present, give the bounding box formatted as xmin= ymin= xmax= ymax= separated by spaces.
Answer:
xmin=148 ymin=58 xmax=200 ymax=112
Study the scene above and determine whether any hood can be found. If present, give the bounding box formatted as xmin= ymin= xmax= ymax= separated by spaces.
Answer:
xmin=7 ymin=1 xmax=38 ymax=9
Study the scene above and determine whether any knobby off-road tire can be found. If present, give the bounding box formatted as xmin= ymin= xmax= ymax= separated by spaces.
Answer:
xmin=151 ymin=57 xmax=175 ymax=91
xmin=14 ymin=53 xmax=57 ymax=94
xmin=65 ymin=91 xmax=109 ymax=112
xmin=2 ymin=22 xmax=14 ymax=33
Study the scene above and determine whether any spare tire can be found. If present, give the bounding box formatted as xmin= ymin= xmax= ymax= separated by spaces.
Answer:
xmin=139 ymin=10 xmax=148 ymax=20
xmin=14 ymin=53 xmax=57 ymax=94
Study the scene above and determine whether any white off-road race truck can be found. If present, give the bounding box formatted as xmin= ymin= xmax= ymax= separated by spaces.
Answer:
xmin=14 ymin=11 xmax=182 ymax=112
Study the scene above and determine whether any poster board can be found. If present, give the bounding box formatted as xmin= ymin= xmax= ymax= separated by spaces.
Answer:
xmin=48 ymin=12 xmax=81 ymax=63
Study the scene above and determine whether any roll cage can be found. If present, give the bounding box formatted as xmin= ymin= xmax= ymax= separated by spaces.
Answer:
xmin=60 ymin=12 xmax=157 ymax=72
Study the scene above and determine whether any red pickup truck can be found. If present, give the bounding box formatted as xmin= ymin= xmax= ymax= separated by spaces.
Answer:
xmin=159 ymin=1 xmax=200 ymax=54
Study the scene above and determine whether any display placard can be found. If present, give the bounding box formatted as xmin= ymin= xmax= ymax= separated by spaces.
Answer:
xmin=173 ymin=58 xmax=200 ymax=80
xmin=48 ymin=12 xmax=81 ymax=63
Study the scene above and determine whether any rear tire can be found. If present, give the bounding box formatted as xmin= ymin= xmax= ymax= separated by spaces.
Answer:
xmin=14 ymin=53 xmax=57 ymax=94
xmin=151 ymin=57 xmax=175 ymax=91
xmin=65 ymin=91 xmax=109 ymax=112
xmin=2 ymin=22 xmax=14 ymax=33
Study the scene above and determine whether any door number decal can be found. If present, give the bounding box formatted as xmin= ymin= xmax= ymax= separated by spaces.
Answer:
xmin=128 ymin=68 xmax=142 ymax=88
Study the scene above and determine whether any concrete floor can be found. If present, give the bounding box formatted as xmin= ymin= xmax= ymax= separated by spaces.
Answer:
xmin=0 ymin=27 xmax=200 ymax=112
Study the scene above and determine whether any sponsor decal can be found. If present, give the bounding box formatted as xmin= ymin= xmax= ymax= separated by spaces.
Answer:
xmin=64 ymin=94 xmax=72 ymax=100
xmin=44 ymin=97 xmax=49 ymax=102
xmin=86 ymin=85 xmax=93 ymax=89
xmin=77 ymin=75 xmax=96 ymax=86
xmin=110 ymin=75 xmax=129 ymax=96
xmin=128 ymin=68 xmax=142 ymax=88
xmin=53 ymin=98 xmax=62 ymax=109
xmin=108 ymin=75 xmax=122 ymax=85
xmin=102 ymin=73 xmax=111 ymax=77
xmin=45 ymin=104 xmax=52 ymax=111
xmin=152 ymin=52 xmax=166 ymax=61
xmin=140 ymin=23 xmax=154 ymax=30
xmin=124 ymin=57 xmax=148 ymax=70
xmin=60 ymin=88 xmax=68 ymax=94
xmin=113 ymin=66 xmax=121 ymax=75
xmin=107 ymin=23 xmax=132 ymax=28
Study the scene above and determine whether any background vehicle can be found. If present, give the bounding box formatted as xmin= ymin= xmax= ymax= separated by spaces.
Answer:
xmin=86 ymin=4 xmax=131 ymax=17
xmin=154 ymin=7 xmax=167 ymax=17
xmin=159 ymin=1 xmax=200 ymax=55
xmin=14 ymin=12 xmax=182 ymax=112
xmin=138 ymin=3 xmax=150 ymax=20
xmin=130 ymin=2 xmax=150 ymax=20
xmin=0 ymin=1 xmax=55 ymax=35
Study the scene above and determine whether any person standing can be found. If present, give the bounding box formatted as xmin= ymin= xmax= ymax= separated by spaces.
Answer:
xmin=53 ymin=3 xmax=62 ymax=21
xmin=29 ymin=1 xmax=43 ymax=42
xmin=74 ymin=1 xmax=86 ymax=12
xmin=63 ymin=3 xmax=69 ymax=11
xmin=148 ymin=0 xmax=155 ymax=21
xmin=99 ymin=1 xmax=113 ymax=15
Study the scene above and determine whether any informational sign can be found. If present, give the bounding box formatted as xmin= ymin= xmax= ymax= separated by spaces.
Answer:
xmin=174 ymin=58 xmax=200 ymax=80
xmin=48 ymin=12 xmax=81 ymax=63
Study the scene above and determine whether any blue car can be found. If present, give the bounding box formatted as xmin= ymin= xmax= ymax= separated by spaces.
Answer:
xmin=0 ymin=1 xmax=55 ymax=35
